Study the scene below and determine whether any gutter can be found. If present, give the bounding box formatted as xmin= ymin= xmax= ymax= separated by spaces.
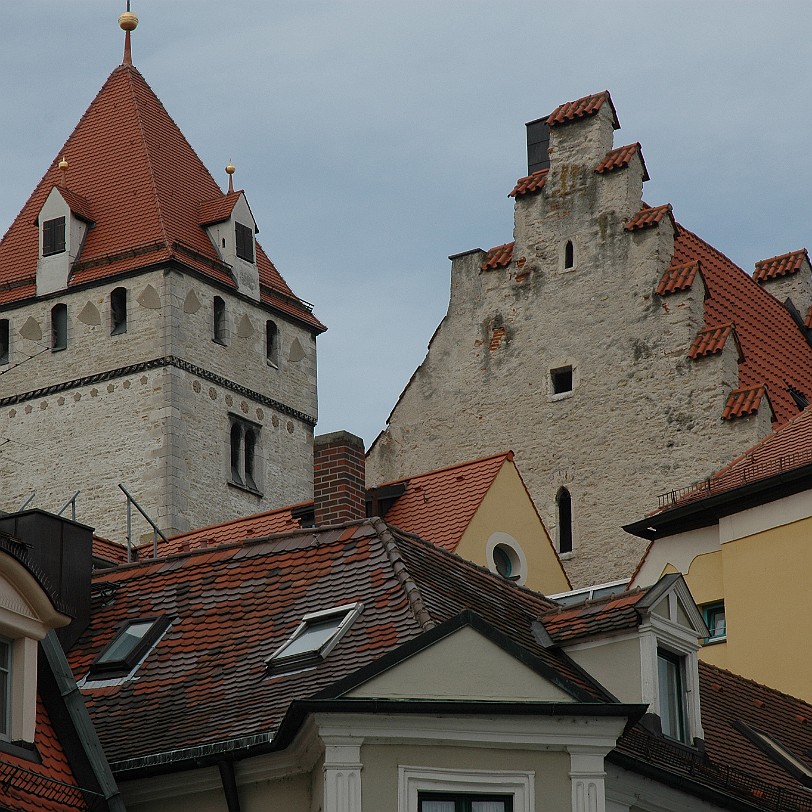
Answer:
xmin=623 ymin=463 xmax=812 ymax=540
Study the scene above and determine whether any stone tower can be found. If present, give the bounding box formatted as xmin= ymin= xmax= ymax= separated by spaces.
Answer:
xmin=0 ymin=19 xmax=324 ymax=542
xmin=367 ymin=91 xmax=812 ymax=587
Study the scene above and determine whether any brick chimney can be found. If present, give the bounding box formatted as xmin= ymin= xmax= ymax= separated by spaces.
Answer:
xmin=313 ymin=431 xmax=366 ymax=526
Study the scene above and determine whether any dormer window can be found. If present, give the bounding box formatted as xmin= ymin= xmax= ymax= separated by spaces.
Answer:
xmin=42 ymin=217 xmax=66 ymax=256
xmin=235 ymin=222 xmax=254 ymax=263
xmin=267 ymin=603 xmax=363 ymax=674
xmin=657 ymin=648 xmax=688 ymax=742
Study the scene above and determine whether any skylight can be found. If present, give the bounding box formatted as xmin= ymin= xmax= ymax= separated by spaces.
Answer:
xmin=267 ymin=603 xmax=363 ymax=674
xmin=89 ymin=616 xmax=170 ymax=678
xmin=736 ymin=722 xmax=812 ymax=787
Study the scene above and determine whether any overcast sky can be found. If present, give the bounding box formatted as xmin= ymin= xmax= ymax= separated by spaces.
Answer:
xmin=1 ymin=2 xmax=811 ymax=447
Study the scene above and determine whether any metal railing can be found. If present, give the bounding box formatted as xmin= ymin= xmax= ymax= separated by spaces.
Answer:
xmin=118 ymin=484 xmax=168 ymax=562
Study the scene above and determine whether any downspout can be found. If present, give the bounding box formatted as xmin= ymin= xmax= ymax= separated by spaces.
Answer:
xmin=218 ymin=760 xmax=242 ymax=812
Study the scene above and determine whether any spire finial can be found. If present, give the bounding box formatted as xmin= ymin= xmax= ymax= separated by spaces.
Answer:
xmin=119 ymin=2 xmax=139 ymax=66
xmin=58 ymin=156 xmax=69 ymax=187
xmin=226 ymin=161 xmax=236 ymax=194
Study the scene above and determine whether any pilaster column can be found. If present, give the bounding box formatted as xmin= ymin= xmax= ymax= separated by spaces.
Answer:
xmin=322 ymin=738 xmax=362 ymax=812
xmin=568 ymin=746 xmax=608 ymax=812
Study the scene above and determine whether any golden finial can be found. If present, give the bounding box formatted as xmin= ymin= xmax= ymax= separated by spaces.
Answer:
xmin=119 ymin=3 xmax=138 ymax=66
xmin=58 ymin=156 xmax=69 ymax=171
xmin=226 ymin=161 xmax=236 ymax=194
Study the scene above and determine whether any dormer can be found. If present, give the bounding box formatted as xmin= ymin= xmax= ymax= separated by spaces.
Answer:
xmin=542 ymin=574 xmax=709 ymax=746
xmin=35 ymin=186 xmax=94 ymax=297
xmin=199 ymin=191 xmax=260 ymax=300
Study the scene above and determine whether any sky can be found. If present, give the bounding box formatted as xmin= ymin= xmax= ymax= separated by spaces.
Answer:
xmin=1 ymin=1 xmax=811 ymax=447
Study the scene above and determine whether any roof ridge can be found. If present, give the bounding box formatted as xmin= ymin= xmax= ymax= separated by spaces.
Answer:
xmin=374 ymin=518 xmax=435 ymax=632
xmin=371 ymin=450 xmax=512 ymax=489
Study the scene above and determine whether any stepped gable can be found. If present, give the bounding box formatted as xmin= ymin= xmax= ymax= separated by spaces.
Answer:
xmin=753 ymin=249 xmax=809 ymax=283
xmin=482 ymin=242 xmax=513 ymax=270
xmin=656 ymin=260 xmax=700 ymax=295
xmin=546 ymin=91 xmax=618 ymax=129
xmin=377 ymin=452 xmax=512 ymax=552
xmin=594 ymin=142 xmax=649 ymax=179
xmin=0 ymin=64 xmax=323 ymax=332
xmin=68 ymin=519 xmax=608 ymax=766
xmin=674 ymin=225 xmax=812 ymax=425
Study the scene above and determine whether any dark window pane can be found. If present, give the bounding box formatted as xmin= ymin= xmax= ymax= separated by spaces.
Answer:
xmin=551 ymin=366 xmax=573 ymax=394
xmin=213 ymin=297 xmax=226 ymax=343
xmin=97 ymin=621 xmax=155 ymax=664
xmin=235 ymin=222 xmax=254 ymax=263
xmin=111 ymin=288 xmax=127 ymax=335
xmin=230 ymin=422 xmax=243 ymax=484
xmin=51 ymin=304 xmax=67 ymax=351
xmin=43 ymin=216 xmax=66 ymax=256
xmin=0 ymin=320 xmax=9 ymax=364
xmin=558 ymin=488 xmax=573 ymax=553
xmin=244 ymin=429 xmax=257 ymax=490
xmin=564 ymin=240 xmax=574 ymax=268
xmin=658 ymin=649 xmax=687 ymax=742
xmin=266 ymin=320 xmax=278 ymax=366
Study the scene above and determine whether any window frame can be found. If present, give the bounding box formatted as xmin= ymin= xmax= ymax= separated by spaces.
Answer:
xmin=550 ymin=365 xmax=573 ymax=397
xmin=399 ymin=767 xmax=533 ymax=812
xmin=51 ymin=303 xmax=67 ymax=351
xmin=0 ymin=639 xmax=11 ymax=742
xmin=418 ymin=792 xmax=513 ymax=812
xmin=110 ymin=287 xmax=128 ymax=335
xmin=266 ymin=320 xmax=279 ymax=367
xmin=702 ymin=601 xmax=726 ymax=644
xmin=228 ymin=414 xmax=262 ymax=495
xmin=0 ymin=319 xmax=9 ymax=365
xmin=88 ymin=616 xmax=171 ymax=679
xmin=42 ymin=216 xmax=66 ymax=257
xmin=235 ymin=222 xmax=254 ymax=263
xmin=267 ymin=602 xmax=363 ymax=674
xmin=556 ymin=487 xmax=573 ymax=555
xmin=657 ymin=647 xmax=689 ymax=744
xmin=213 ymin=296 xmax=227 ymax=345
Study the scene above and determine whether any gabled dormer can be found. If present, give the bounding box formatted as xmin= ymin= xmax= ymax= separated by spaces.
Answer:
xmin=199 ymin=190 xmax=260 ymax=300
xmin=35 ymin=185 xmax=94 ymax=297
xmin=542 ymin=574 xmax=709 ymax=746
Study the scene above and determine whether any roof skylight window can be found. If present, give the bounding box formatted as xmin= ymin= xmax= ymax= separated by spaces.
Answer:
xmin=89 ymin=616 xmax=170 ymax=678
xmin=267 ymin=602 xmax=363 ymax=674
xmin=736 ymin=722 xmax=812 ymax=786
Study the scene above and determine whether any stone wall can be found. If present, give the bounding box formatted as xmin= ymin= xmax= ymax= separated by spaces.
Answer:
xmin=0 ymin=266 xmax=317 ymax=541
xmin=367 ymin=105 xmax=770 ymax=587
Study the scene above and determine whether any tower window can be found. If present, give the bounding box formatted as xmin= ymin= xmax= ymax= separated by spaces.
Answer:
xmin=551 ymin=365 xmax=573 ymax=395
xmin=235 ymin=222 xmax=254 ymax=263
xmin=0 ymin=320 xmax=9 ymax=365
xmin=564 ymin=240 xmax=575 ymax=269
xmin=266 ymin=320 xmax=278 ymax=367
xmin=51 ymin=304 xmax=67 ymax=351
xmin=213 ymin=296 xmax=227 ymax=344
xmin=557 ymin=487 xmax=573 ymax=554
xmin=229 ymin=415 xmax=261 ymax=494
xmin=111 ymin=287 xmax=127 ymax=335
xmin=43 ymin=216 xmax=66 ymax=256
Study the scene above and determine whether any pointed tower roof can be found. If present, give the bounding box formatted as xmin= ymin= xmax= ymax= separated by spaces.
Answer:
xmin=0 ymin=63 xmax=324 ymax=331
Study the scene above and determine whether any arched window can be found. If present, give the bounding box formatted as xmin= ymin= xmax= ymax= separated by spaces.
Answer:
xmin=213 ymin=296 xmax=227 ymax=344
xmin=0 ymin=320 xmax=9 ymax=365
xmin=244 ymin=428 xmax=257 ymax=490
xmin=51 ymin=304 xmax=67 ymax=351
xmin=111 ymin=287 xmax=127 ymax=335
xmin=228 ymin=416 xmax=262 ymax=494
xmin=266 ymin=320 xmax=278 ymax=367
xmin=564 ymin=240 xmax=575 ymax=269
xmin=557 ymin=487 xmax=573 ymax=554
xmin=230 ymin=422 xmax=243 ymax=485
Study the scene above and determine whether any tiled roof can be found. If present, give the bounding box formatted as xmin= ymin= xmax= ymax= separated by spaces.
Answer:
xmin=481 ymin=242 xmax=514 ymax=270
xmin=198 ymin=191 xmax=242 ymax=227
xmin=656 ymin=261 xmax=700 ymax=296
xmin=68 ymin=519 xmax=604 ymax=766
xmin=673 ymin=225 xmax=812 ymax=425
xmin=510 ymin=169 xmax=548 ymax=199
xmin=92 ymin=536 xmax=127 ymax=566
xmin=625 ymin=203 xmax=676 ymax=233
xmin=376 ymin=452 xmax=512 ymax=552
xmin=0 ymin=64 xmax=323 ymax=332
xmin=753 ymin=249 xmax=809 ymax=283
xmin=594 ymin=143 xmax=649 ymax=180
xmin=0 ymin=695 xmax=88 ymax=812
xmin=688 ymin=323 xmax=735 ymax=359
xmin=54 ymin=186 xmax=94 ymax=224
xmin=722 ymin=385 xmax=769 ymax=421
xmin=541 ymin=590 xmax=644 ymax=644
xmin=546 ymin=91 xmax=619 ymax=129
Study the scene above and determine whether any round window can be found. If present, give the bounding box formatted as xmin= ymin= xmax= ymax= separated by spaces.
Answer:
xmin=486 ymin=532 xmax=527 ymax=585
xmin=493 ymin=545 xmax=513 ymax=578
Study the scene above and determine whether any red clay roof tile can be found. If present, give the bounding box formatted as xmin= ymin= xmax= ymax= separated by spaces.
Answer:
xmin=0 ymin=64 xmax=324 ymax=333
xmin=546 ymin=91 xmax=619 ymax=129
xmin=722 ymin=385 xmax=768 ymax=420
xmin=510 ymin=169 xmax=548 ymax=199
xmin=198 ymin=191 xmax=242 ymax=227
xmin=594 ymin=143 xmax=649 ymax=180
xmin=656 ymin=260 xmax=700 ymax=295
xmin=541 ymin=590 xmax=644 ymax=644
xmin=625 ymin=203 xmax=675 ymax=233
xmin=481 ymin=242 xmax=514 ymax=270
xmin=688 ymin=323 xmax=735 ymax=359
xmin=753 ymin=249 xmax=809 ymax=283
xmin=53 ymin=186 xmax=95 ymax=224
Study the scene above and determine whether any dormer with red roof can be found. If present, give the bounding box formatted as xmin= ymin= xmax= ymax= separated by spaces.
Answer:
xmin=753 ymin=249 xmax=812 ymax=330
xmin=0 ymin=15 xmax=325 ymax=543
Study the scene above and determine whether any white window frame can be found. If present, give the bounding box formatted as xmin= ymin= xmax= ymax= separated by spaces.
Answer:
xmin=399 ymin=766 xmax=534 ymax=812
xmin=486 ymin=532 xmax=528 ymax=586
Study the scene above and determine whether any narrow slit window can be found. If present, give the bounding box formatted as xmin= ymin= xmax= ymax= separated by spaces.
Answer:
xmin=557 ymin=487 xmax=573 ymax=554
xmin=564 ymin=240 xmax=575 ymax=269
xmin=235 ymin=222 xmax=254 ymax=263
xmin=51 ymin=304 xmax=67 ymax=351
xmin=266 ymin=320 xmax=278 ymax=367
xmin=230 ymin=422 xmax=243 ymax=485
xmin=244 ymin=428 xmax=257 ymax=490
xmin=43 ymin=216 xmax=66 ymax=256
xmin=111 ymin=287 xmax=127 ymax=335
xmin=0 ymin=320 xmax=9 ymax=364
xmin=213 ymin=296 xmax=227 ymax=344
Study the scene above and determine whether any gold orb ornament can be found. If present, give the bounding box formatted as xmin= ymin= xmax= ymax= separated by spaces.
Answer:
xmin=226 ymin=162 xmax=236 ymax=176
xmin=119 ymin=11 xmax=139 ymax=32
xmin=58 ymin=157 xmax=69 ymax=171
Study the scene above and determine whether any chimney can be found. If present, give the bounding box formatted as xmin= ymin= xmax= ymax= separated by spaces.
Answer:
xmin=526 ymin=116 xmax=551 ymax=174
xmin=313 ymin=431 xmax=366 ymax=527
